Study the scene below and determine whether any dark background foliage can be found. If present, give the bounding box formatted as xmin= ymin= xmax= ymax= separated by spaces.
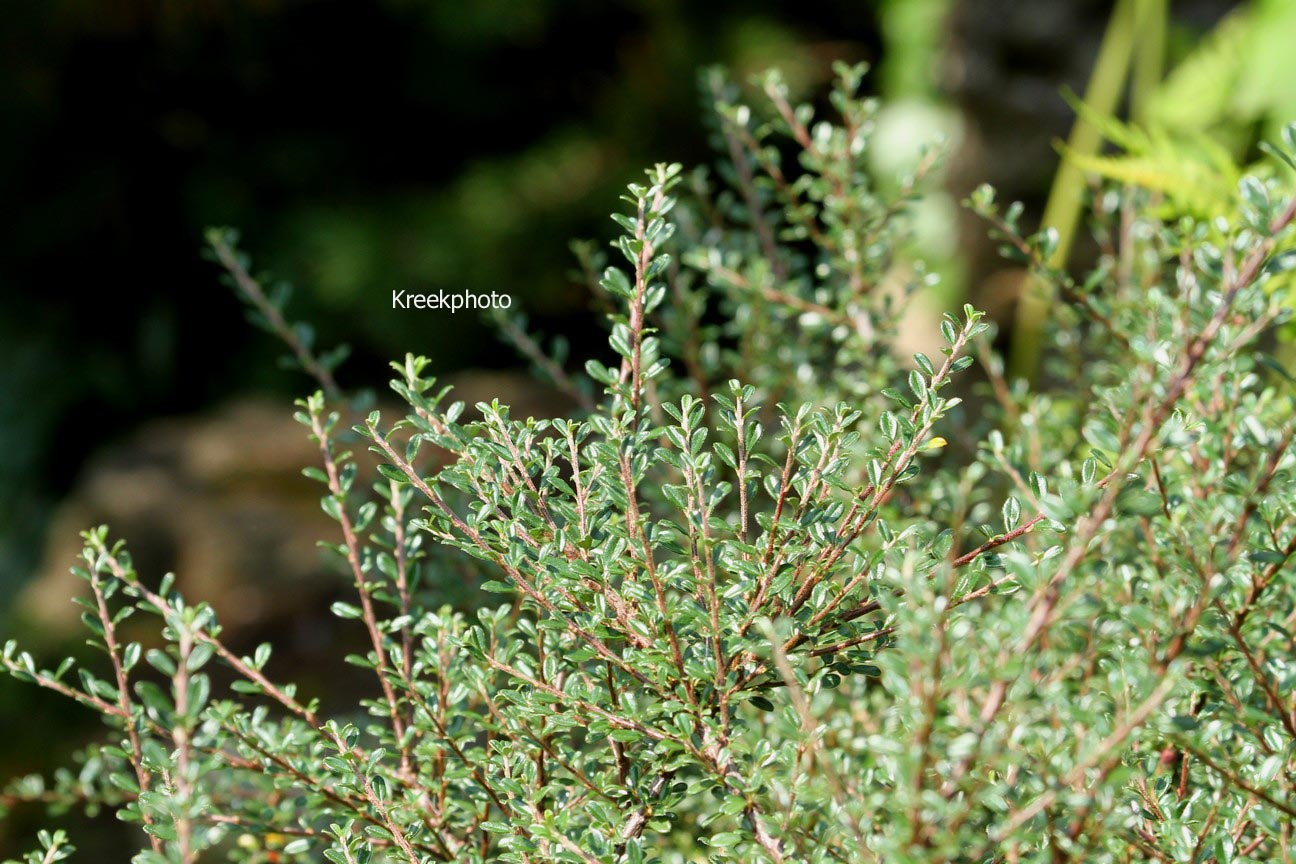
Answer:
xmin=0 ymin=0 xmax=887 ymax=592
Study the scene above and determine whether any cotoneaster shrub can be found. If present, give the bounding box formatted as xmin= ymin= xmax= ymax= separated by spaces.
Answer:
xmin=3 ymin=64 xmax=1296 ymax=864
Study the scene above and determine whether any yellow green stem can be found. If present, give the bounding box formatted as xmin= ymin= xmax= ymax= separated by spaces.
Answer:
xmin=1131 ymin=0 xmax=1167 ymax=123
xmin=1008 ymin=0 xmax=1158 ymax=382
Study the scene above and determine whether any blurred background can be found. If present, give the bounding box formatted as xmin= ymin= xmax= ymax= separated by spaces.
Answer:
xmin=0 ymin=0 xmax=1265 ymax=856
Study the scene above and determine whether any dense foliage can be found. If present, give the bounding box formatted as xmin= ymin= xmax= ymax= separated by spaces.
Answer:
xmin=3 ymin=65 xmax=1296 ymax=863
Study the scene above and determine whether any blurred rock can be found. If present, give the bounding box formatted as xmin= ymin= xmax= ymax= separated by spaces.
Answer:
xmin=19 ymin=370 xmax=574 ymax=651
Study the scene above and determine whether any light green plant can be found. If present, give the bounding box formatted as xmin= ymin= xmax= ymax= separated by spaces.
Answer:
xmin=1012 ymin=0 xmax=1296 ymax=379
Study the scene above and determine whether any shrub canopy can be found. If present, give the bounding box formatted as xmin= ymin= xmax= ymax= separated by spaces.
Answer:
xmin=4 ymin=65 xmax=1296 ymax=864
